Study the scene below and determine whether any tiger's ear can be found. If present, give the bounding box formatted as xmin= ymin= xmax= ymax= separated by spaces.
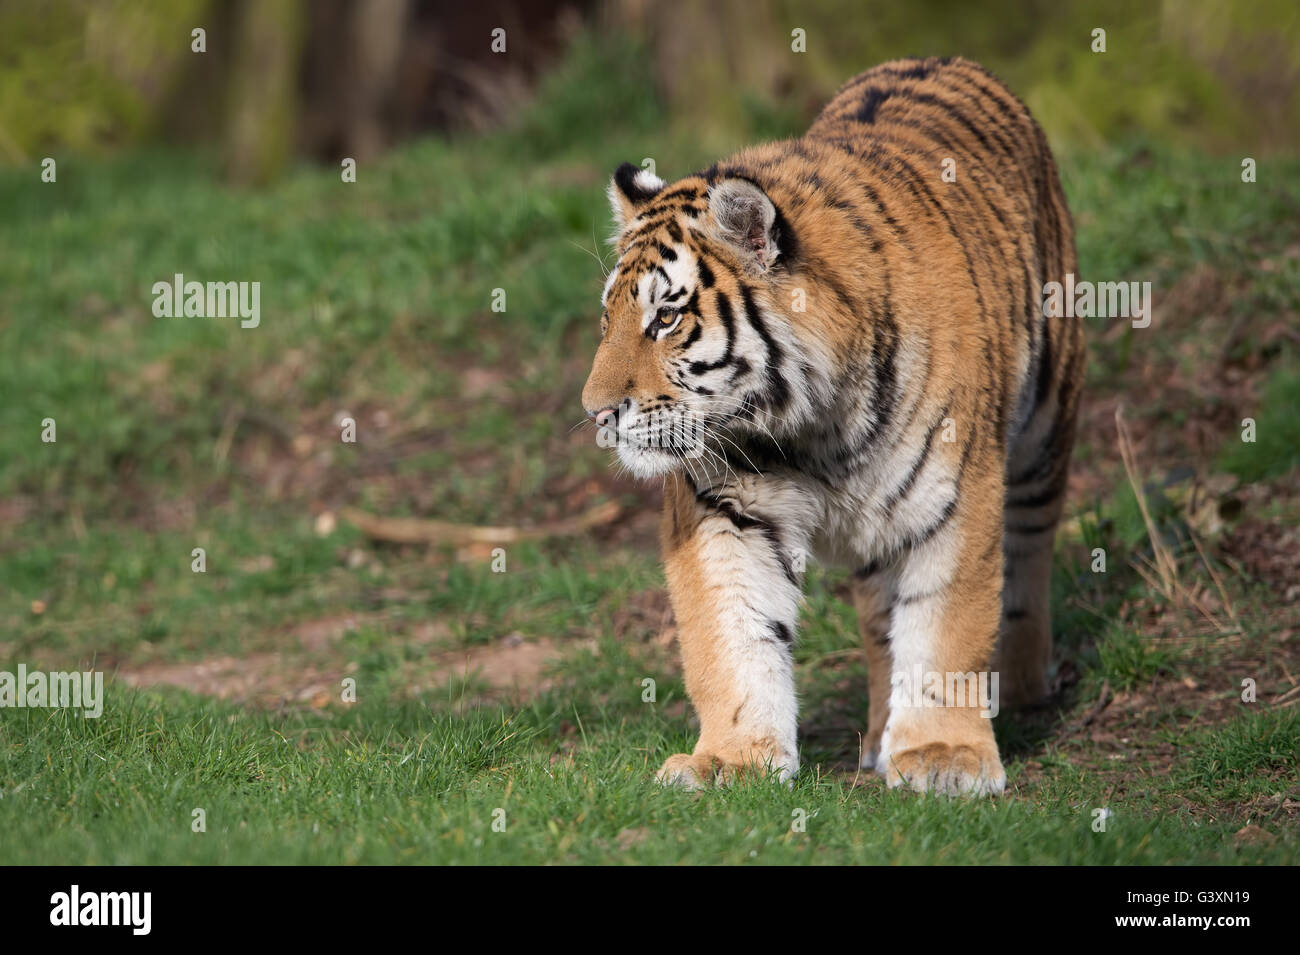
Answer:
xmin=707 ymin=178 xmax=781 ymax=272
xmin=608 ymin=161 xmax=666 ymax=233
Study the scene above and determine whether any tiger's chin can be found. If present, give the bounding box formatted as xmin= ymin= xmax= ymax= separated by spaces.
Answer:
xmin=614 ymin=443 xmax=684 ymax=480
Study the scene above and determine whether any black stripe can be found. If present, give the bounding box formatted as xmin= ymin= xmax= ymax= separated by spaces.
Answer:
xmin=677 ymin=320 xmax=702 ymax=351
xmin=1005 ymin=520 xmax=1058 ymax=536
xmin=881 ymin=406 xmax=948 ymax=511
xmin=863 ymin=140 xmax=1005 ymax=436
xmin=831 ymin=162 xmax=911 ymax=248
xmin=623 ymin=211 xmax=684 ymax=235
xmin=906 ymin=497 xmax=958 ymax=549
xmin=694 ymin=490 xmax=797 ymax=586
xmin=855 ymin=559 xmax=882 ymax=580
xmin=1034 ymin=302 xmax=1054 ymax=406
xmin=876 ymin=61 xmax=937 ymax=82
xmin=864 ymin=123 xmax=1028 ymax=409
xmin=695 ymin=489 xmax=762 ymax=531
xmin=697 ymin=257 xmax=715 ymax=289
xmin=687 ymin=290 xmax=736 ymax=375
xmin=1005 ymin=467 xmax=1070 ymax=509
xmin=897 ymin=586 xmax=945 ymax=607
xmin=738 ymin=284 xmax=790 ymax=412
xmin=936 ymin=72 xmax=1038 ymax=198
xmin=820 ymin=274 xmax=900 ymax=479
xmin=855 ymin=87 xmax=893 ymax=123
xmin=656 ymin=184 xmax=705 ymax=204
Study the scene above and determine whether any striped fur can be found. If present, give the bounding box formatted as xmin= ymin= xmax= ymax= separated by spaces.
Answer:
xmin=582 ymin=57 xmax=1083 ymax=795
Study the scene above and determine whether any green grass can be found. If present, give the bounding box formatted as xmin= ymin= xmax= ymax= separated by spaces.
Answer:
xmin=3 ymin=692 xmax=1295 ymax=865
xmin=1093 ymin=624 xmax=1176 ymax=692
xmin=1218 ymin=359 xmax=1300 ymax=482
xmin=1180 ymin=708 xmax=1300 ymax=804
xmin=2 ymin=33 xmax=1298 ymax=865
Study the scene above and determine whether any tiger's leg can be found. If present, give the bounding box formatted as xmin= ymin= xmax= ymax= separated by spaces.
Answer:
xmin=876 ymin=463 xmax=1006 ymax=796
xmin=997 ymin=502 xmax=1062 ymax=706
xmin=850 ymin=566 xmax=895 ymax=770
xmin=999 ymin=136 xmax=1083 ymax=705
xmin=998 ymin=385 xmax=1079 ymax=704
xmin=655 ymin=472 xmax=818 ymax=789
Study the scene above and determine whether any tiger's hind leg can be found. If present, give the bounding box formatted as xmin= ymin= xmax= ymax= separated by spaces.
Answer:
xmin=998 ymin=124 xmax=1083 ymax=706
xmin=850 ymin=565 xmax=895 ymax=770
xmin=996 ymin=522 xmax=1056 ymax=706
xmin=998 ymin=406 xmax=1078 ymax=705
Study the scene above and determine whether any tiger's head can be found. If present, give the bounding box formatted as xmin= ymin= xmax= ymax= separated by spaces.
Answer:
xmin=581 ymin=162 xmax=805 ymax=480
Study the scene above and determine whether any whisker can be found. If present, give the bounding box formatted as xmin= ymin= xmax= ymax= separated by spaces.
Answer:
xmin=698 ymin=405 xmax=788 ymax=461
xmin=700 ymin=425 xmax=760 ymax=477
xmin=569 ymin=236 xmax=610 ymax=280
xmin=693 ymin=393 xmax=788 ymax=458
xmin=686 ymin=430 xmax=733 ymax=488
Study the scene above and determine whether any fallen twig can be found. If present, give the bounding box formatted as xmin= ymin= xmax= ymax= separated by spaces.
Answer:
xmin=341 ymin=500 xmax=621 ymax=546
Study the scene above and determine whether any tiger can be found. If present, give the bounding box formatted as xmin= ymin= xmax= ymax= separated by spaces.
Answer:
xmin=581 ymin=56 xmax=1083 ymax=796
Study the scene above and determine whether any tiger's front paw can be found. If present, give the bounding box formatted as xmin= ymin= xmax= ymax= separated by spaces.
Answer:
xmin=879 ymin=740 xmax=1005 ymax=797
xmin=655 ymin=743 xmax=795 ymax=790
xmin=655 ymin=753 xmax=714 ymax=790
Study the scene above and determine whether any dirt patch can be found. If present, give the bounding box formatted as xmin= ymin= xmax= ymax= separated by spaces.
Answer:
xmin=112 ymin=629 xmax=572 ymax=708
xmin=609 ymin=587 xmax=676 ymax=647
xmin=1221 ymin=505 xmax=1300 ymax=601
xmin=427 ymin=634 xmax=567 ymax=696
xmin=288 ymin=612 xmax=380 ymax=652
xmin=116 ymin=654 xmax=353 ymax=709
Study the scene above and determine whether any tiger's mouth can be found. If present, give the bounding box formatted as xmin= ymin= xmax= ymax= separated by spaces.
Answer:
xmin=595 ymin=403 xmax=709 ymax=479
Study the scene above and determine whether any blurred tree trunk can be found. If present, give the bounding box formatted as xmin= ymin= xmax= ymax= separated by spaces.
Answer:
xmin=300 ymin=0 xmax=413 ymax=161
xmin=342 ymin=0 xmax=410 ymax=162
xmin=223 ymin=0 xmax=305 ymax=185
xmin=608 ymin=0 xmax=786 ymax=126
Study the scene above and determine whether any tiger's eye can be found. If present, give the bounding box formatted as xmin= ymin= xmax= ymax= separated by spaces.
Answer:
xmin=649 ymin=308 xmax=680 ymax=336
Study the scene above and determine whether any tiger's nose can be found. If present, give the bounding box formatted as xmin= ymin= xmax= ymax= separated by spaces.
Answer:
xmin=589 ymin=406 xmax=618 ymax=429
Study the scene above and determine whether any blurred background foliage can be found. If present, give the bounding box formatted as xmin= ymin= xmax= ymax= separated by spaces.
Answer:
xmin=0 ymin=0 xmax=1296 ymax=182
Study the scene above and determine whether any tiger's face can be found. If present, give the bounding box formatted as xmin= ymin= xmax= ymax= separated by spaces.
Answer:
xmin=581 ymin=163 xmax=792 ymax=479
